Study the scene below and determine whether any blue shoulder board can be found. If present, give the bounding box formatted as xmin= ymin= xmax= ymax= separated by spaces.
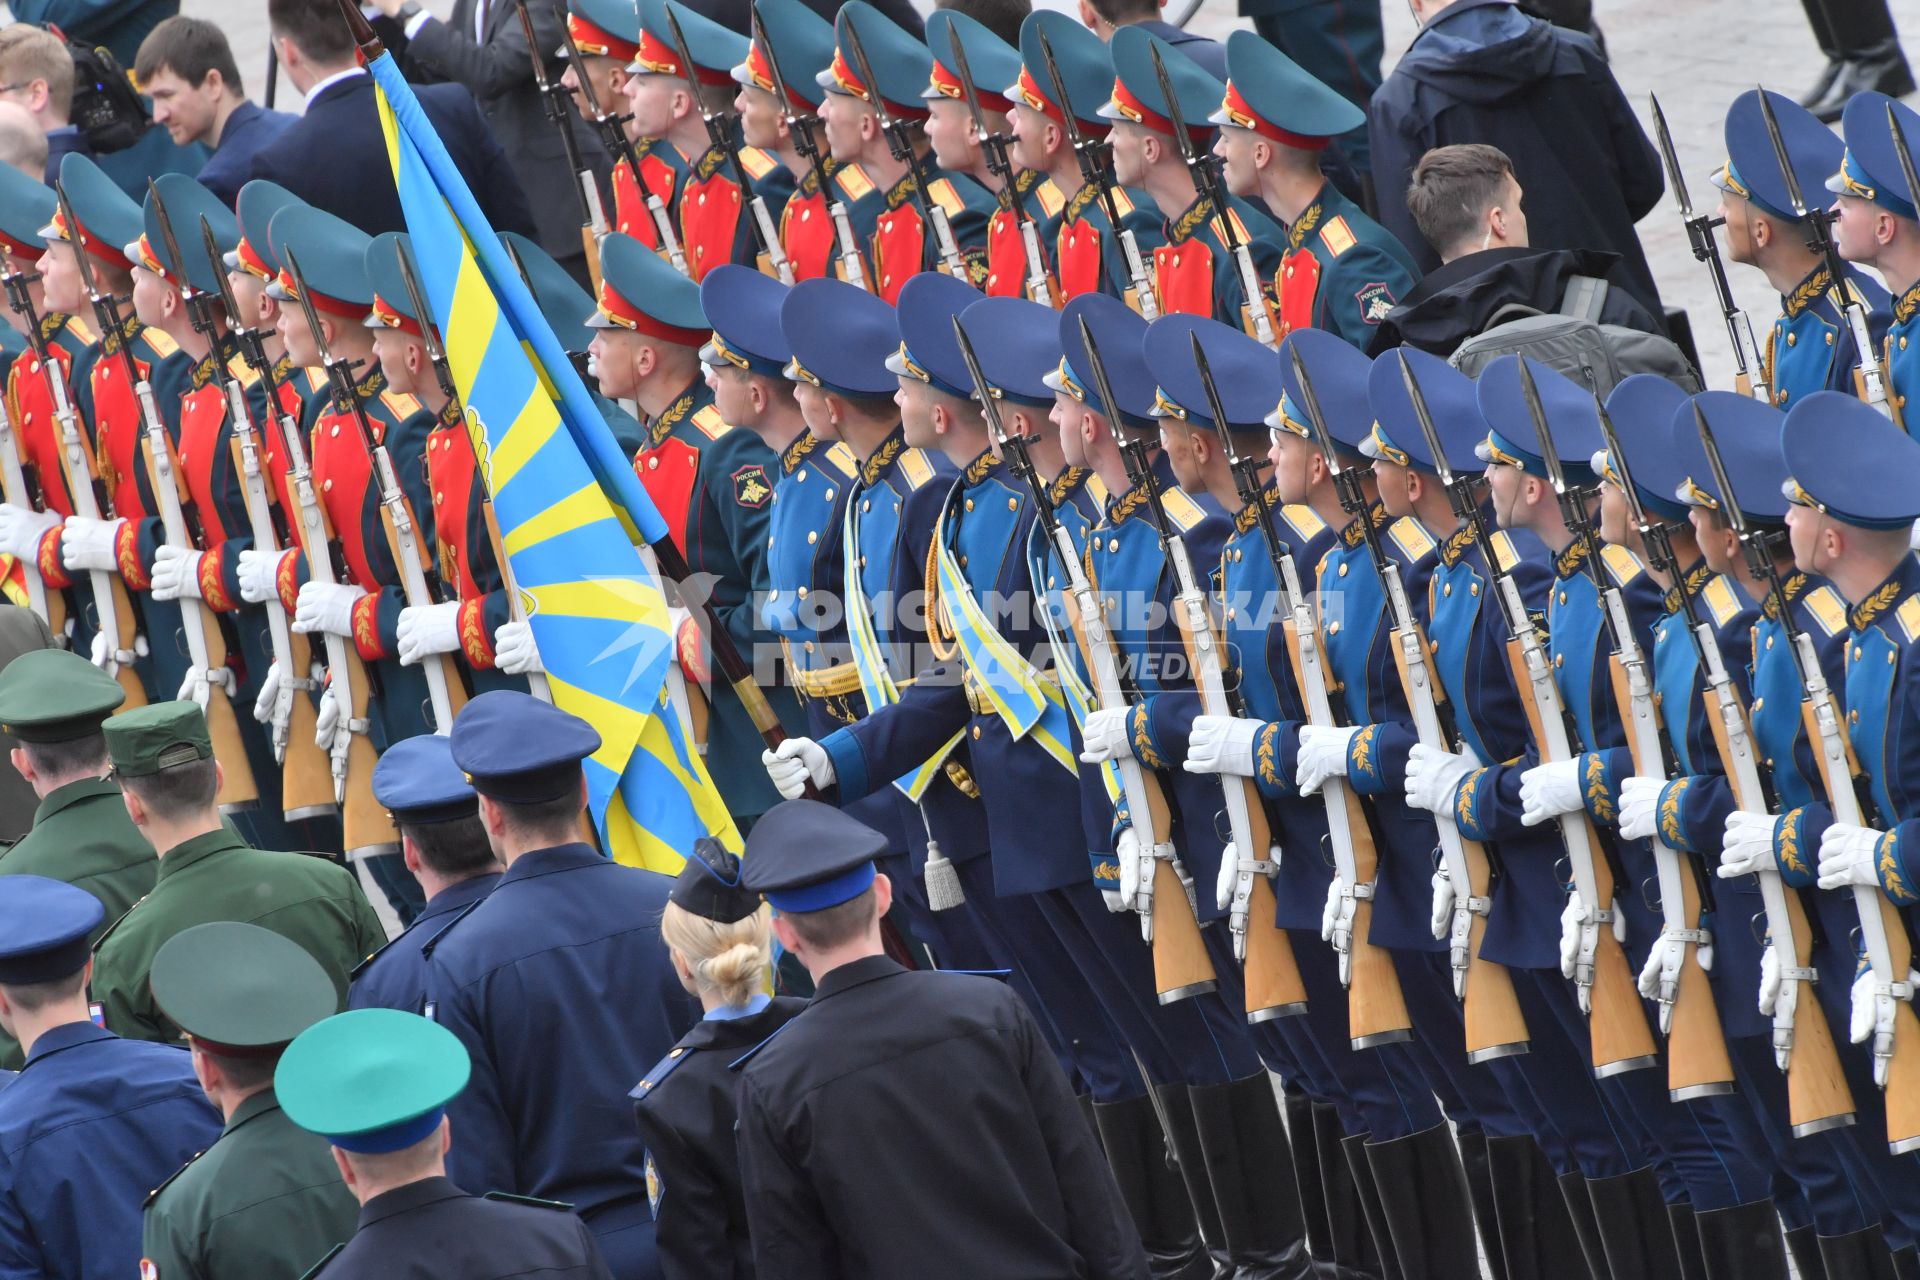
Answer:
xmin=630 ymin=1042 xmax=700 ymax=1100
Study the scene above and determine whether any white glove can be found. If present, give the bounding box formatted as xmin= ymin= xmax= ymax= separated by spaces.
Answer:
xmin=494 ymin=619 xmax=544 ymax=675
xmin=1116 ymin=826 xmax=1142 ymax=911
xmin=397 ymin=600 xmax=462 ymax=666
xmin=175 ymin=662 xmax=233 ymax=712
xmin=1817 ymin=822 xmax=1883 ymax=891
xmin=1520 ymin=758 xmax=1585 ymax=827
xmin=60 ymin=514 xmax=123 ymax=572
xmin=294 ymin=581 xmax=368 ymax=637
xmin=1559 ymin=894 xmax=1627 ymax=983
xmin=762 ymin=737 xmax=833 ymax=800
xmin=254 ymin=660 xmax=282 ymax=724
xmin=1079 ymin=705 xmax=1132 ymax=764
xmin=1295 ymin=724 xmax=1359 ymax=796
xmin=1852 ymin=966 xmax=1920 ymax=1088
xmin=149 ymin=544 xmax=204 ymax=602
xmin=1101 ymin=888 xmax=1127 ymax=912
xmin=1405 ymin=742 xmax=1478 ymax=815
xmin=314 ymin=681 xmax=341 ymax=748
xmin=1618 ymin=775 xmax=1663 ymax=843
xmin=1431 ymin=867 xmax=1455 ymax=942
xmin=1719 ymin=810 xmax=1780 ymax=878
xmin=236 ymin=547 xmax=282 ymax=605
xmin=86 ymin=626 xmax=145 ymax=673
xmin=0 ymin=503 xmax=60 ymax=562
xmin=1217 ymin=839 xmax=1238 ymax=913
xmin=1759 ymin=942 xmax=1783 ymax=1017
xmin=1637 ymin=926 xmax=1714 ymax=1033
xmin=1322 ymin=875 xmax=1344 ymax=943
xmin=1322 ymin=876 xmax=1355 ymax=985
xmin=1185 ymin=714 xmax=1261 ymax=777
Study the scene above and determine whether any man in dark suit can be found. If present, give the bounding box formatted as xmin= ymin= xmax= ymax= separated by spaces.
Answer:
xmin=253 ymin=0 xmax=537 ymax=242
xmin=364 ymin=0 xmax=608 ymax=288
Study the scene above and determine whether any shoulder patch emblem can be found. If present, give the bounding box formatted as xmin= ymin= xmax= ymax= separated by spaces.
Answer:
xmin=690 ymin=404 xmax=729 ymax=440
xmin=1897 ymin=595 xmax=1920 ymax=645
xmin=834 ymin=163 xmax=875 ymax=201
xmin=380 ymin=389 xmax=423 ymax=418
xmin=1034 ymin=177 xmax=1066 ymax=218
xmin=927 ymin=178 xmax=965 ymax=218
xmin=1388 ymin=516 xmax=1434 ymax=561
xmin=824 ymin=441 xmax=858 ymax=477
xmin=1702 ymin=576 xmax=1742 ymax=627
xmin=645 ymin=1150 xmax=663 ymax=1218
xmin=898 ymin=448 xmax=934 ymax=490
xmin=1599 ymin=543 xmax=1644 ymax=585
xmin=1110 ymin=186 xmax=1135 ymax=217
xmin=1086 ymin=473 xmax=1111 ymax=506
xmin=733 ymin=463 xmax=772 ymax=509
xmin=1355 ymin=282 xmax=1397 ymax=324
xmin=1804 ymin=585 xmax=1847 ymax=637
xmin=739 ymin=146 xmax=777 ymax=180
xmin=143 ymin=327 xmax=180 ymax=358
xmin=1319 ymin=215 xmax=1356 ymax=258
xmin=66 ymin=315 xmax=96 ymax=344
xmin=1491 ymin=531 xmax=1522 ymax=572
xmin=1278 ymin=502 xmax=1325 ymax=542
xmin=1162 ymin=489 xmax=1205 ymax=531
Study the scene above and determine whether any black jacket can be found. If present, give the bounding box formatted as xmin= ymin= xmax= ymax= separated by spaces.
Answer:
xmin=316 ymin=1177 xmax=612 ymax=1279
xmin=1367 ymin=0 xmax=1664 ymax=317
xmin=1366 ymin=245 xmax=1666 ymax=356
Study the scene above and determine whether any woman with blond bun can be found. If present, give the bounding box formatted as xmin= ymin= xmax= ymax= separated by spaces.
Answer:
xmin=630 ymin=838 xmax=805 ymax=1280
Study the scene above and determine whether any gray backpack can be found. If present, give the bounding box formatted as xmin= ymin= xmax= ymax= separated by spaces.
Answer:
xmin=1448 ymin=275 xmax=1702 ymax=397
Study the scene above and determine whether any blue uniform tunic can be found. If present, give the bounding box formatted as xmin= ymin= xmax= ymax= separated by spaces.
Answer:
xmin=347 ymin=871 xmax=500 ymax=1015
xmin=1763 ymin=263 xmax=1892 ymax=412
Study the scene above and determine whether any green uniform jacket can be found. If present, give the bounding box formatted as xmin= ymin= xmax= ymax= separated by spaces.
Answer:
xmin=141 ymin=1088 xmax=358 ymax=1280
xmin=90 ymin=830 xmax=387 ymax=1043
xmin=0 ymin=776 xmax=157 ymax=1067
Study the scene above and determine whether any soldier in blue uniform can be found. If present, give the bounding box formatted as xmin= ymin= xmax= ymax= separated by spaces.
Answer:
xmin=732 ymin=799 xmax=1148 ymax=1280
xmin=1100 ymin=29 xmax=1283 ymax=336
xmin=812 ymin=2 xmax=995 ymax=302
xmin=1208 ymin=32 xmax=1418 ymax=348
xmin=0 ymin=875 xmax=221 ymax=1280
xmin=585 ymin=232 xmax=798 ymax=831
xmin=1711 ymin=89 xmax=1893 ymax=412
xmin=277 ymin=1008 xmax=614 ymax=1280
xmin=1828 ymin=91 xmax=1920 ymax=433
xmin=348 ymin=734 xmax=500 ymax=1015
xmin=630 ymin=839 xmax=804 ymax=1279
xmin=430 ymin=691 xmax=696 ymax=1278
xmin=1005 ymin=13 xmax=1164 ymax=307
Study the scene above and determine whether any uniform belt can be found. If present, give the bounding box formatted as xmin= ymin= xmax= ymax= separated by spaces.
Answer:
xmin=785 ymin=654 xmax=866 ymax=699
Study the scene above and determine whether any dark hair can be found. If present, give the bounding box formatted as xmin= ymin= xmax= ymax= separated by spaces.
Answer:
xmin=1086 ymin=0 xmax=1159 ymax=25
xmin=134 ymin=16 xmax=245 ymax=96
xmin=268 ymin=0 xmax=356 ymax=65
xmin=197 ymin=1046 xmax=281 ymax=1092
xmin=780 ymin=885 xmax=879 ymax=951
xmin=1404 ymin=144 xmax=1517 ymax=258
xmin=1 ymin=967 xmax=86 ymax=1012
xmin=401 ymin=814 xmax=497 ymax=879
xmin=935 ymin=0 xmax=1033 ymax=47
xmin=120 ymin=756 xmax=220 ymax=824
xmin=21 ymin=733 xmax=109 ymax=781
xmin=493 ymin=788 xmax=586 ymax=846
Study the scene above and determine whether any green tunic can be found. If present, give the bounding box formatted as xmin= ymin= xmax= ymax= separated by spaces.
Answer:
xmin=140 ymin=1088 xmax=358 ymax=1280
xmin=0 ymin=776 xmax=157 ymax=1066
xmin=90 ymin=829 xmax=388 ymax=1043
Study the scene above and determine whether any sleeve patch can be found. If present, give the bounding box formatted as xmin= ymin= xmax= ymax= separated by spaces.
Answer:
xmin=1319 ymin=215 xmax=1356 ymax=258
xmin=1599 ymin=543 xmax=1644 ymax=585
xmin=733 ymin=463 xmax=772 ymax=509
xmin=1355 ymin=281 xmax=1397 ymax=324
xmin=1804 ymin=586 xmax=1847 ymax=637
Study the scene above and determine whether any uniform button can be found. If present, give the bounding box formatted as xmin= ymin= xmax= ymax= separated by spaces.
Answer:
xmin=1765 ymin=635 xmax=1773 ymax=649
xmin=824 ymin=488 xmax=834 ymax=501
xmin=1106 ymin=596 xmax=1117 ymax=611
xmin=1008 ymin=497 xmax=1018 ymax=511
xmin=767 ymin=589 xmax=779 ymax=603
xmin=1337 ymin=562 xmax=1347 ymax=577
xmin=1443 ymin=582 xmax=1451 ymax=596
xmin=1786 ymin=332 xmax=1797 ymax=347
xmin=1225 ymin=607 xmax=1235 ymax=620
xmin=1328 ymin=621 xmax=1340 ymax=635
xmin=1558 ymin=591 xmax=1567 ymax=605
xmin=330 ymin=424 xmax=340 ymax=437
xmin=323 ymin=479 xmax=333 ymax=492
xmin=965 ymin=498 xmax=974 ymax=511
xmin=972 ymin=725 xmax=982 ymax=739
xmin=1900 ymin=335 xmax=1910 ymax=350
xmin=959 ymin=555 xmax=968 ymax=567
xmin=860 ymin=556 xmax=867 ymax=568
xmin=1108 ymin=538 xmax=1120 ymax=551
xmin=862 ymin=499 xmax=871 ymax=512
xmin=1855 ymin=646 xmax=1863 ymax=660
xmin=1763 ymin=757 xmax=1775 ymax=769
xmin=1470 ymin=582 xmax=1479 ymax=596
xmin=434 ymin=490 xmax=442 ymax=505
xmin=1553 ymin=653 xmax=1564 ymax=669
xmin=647 ymin=456 xmax=659 ymax=470
xmin=797 ymin=586 xmax=808 ymax=598
xmin=1752 ymin=697 xmax=1764 ymax=712
xmin=26 ymin=360 xmax=36 ymax=373
xmin=807 ymin=531 xmax=817 ymax=544
xmin=1825 ymin=332 xmax=1834 ymax=346
xmin=805 ymin=640 xmax=815 ymax=653
xmin=795 ymin=470 xmax=806 ymax=482
xmin=1850 ymin=709 xmax=1859 ymax=725
xmin=768 ymin=536 xmax=775 ymax=548
xmin=1047 ymin=575 xmax=1056 ymax=588
xmin=801 ymin=208 xmax=811 ymax=222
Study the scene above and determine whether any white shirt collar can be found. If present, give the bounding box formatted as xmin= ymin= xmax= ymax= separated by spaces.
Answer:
xmin=305 ymin=65 xmax=368 ymax=107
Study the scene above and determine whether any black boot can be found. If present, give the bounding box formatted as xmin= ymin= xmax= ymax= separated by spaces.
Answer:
xmin=1586 ymin=1168 xmax=1684 ymax=1280
xmin=1094 ymin=1094 xmax=1213 ymax=1280
xmin=1817 ymin=1225 xmax=1899 ymax=1278
xmin=1189 ymin=1074 xmax=1314 ymax=1279
xmin=1486 ymin=1137 xmax=1587 ymax=1280
xmin=1667 ymin=1202 xmax=1706 ymax=1280
xmin=1556 ymin=1172 xmax=1608 ymax=1280
xmin=1284 ymin=1092 xmax=1335 ymax=1267
xmin=1783 ymin=1226 xmax=1827 ymax=1280
xmin=1892 ymin=1242 xmax=1919 ymax=1280
xmin=1342 ymin=1133 xmax=1402 ymax=1280
xmin=1455 ymin=1130 xmax=1508 ymax=1280
xmin=1156 ymin=1083 xmax=1232 ymax=1277
xmin=1695 ymin=1200 xmax=1787 ymax=1280
xmin=1362 ymin=1125 xmax=1480 ymax=1280
xmin=1807 ymin=39 xmax=1915 ymax=122
xmin=1799 ymin=57 xmax=1845 ymax=107
xmin=1316 ymin=1106 xmax=1383 ymax=1278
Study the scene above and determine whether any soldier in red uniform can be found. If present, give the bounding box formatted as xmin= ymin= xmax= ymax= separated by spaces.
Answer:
xmin=560 ymin=0 xmax=673 ymax=249
xmin=923 ymin=9 xmax=1063 ymax=302
xmin=585 ymin=230 xmax=798 ymax=828
xmin=730 ymin=0 xmax=850 ymax=284
xmin=813 ymin=1 xmax=994 ymax=303
xmin=1100 ymin=27 xmax=1285 ymax=333
xmin=630 ymin=0 xmax=792 ymax=283
xmin=1004 ymin=12 xmax=1163 ymax=306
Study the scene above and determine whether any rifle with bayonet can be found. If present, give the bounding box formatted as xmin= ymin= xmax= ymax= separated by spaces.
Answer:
xmin=1587 ymin=392 xmax=1736 ymax=1098
xmin=842 ymin=13 xmax=967 ymax=281
xmin=1689 ymin=401 xmax=1856 ymax=1134
xmin=1151 ymin=44 xmax=1272 ymax=347
xmin=1650 ymin=95 xmax=1767 ymax=401
xmin=13 ymin=209 xmax=144 ymax=704
xmin=560 ymin=16 xmax=690 ymax=277
xmin=518 ymin=0 xmax=609 ymax=287
xmin=1371 ymin=352 xmax=1533 ymax=1058
xmin=1885 ymin=105 xmax=1920 ymax=430
xmin=1277 ymin=345 xmax=1415 ymax=1048
xmin=392 ymin=238 xmax=554 ymax=705
xmin=664 ymin=5 xmax=790 ymax=284
xmin=284 ymin=244 xmax=464 ymax=738
xmin=948 ymin=29 xmax=1054 ymax=306
xmin=1510 ymin=358 xmax=1659 ymax=1075
xmin=1756 ymin=88 xmax=1891 ymax=416
xmin=1037 ymin=26 xmax=1156 ymax=317
xmin=751 ymin=1 xmax=866 ymax=289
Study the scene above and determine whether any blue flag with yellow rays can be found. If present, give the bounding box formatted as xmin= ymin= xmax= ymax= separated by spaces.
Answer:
xmin=368 ymin=49 xmax=737 ymax=871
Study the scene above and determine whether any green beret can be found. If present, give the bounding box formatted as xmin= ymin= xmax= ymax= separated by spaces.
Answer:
xmin=0 ymin=650 xmax=125 ymax=744
xmin=103 ymin=701 xmax=213 ymax=777
xmin=150 ymin=922 xmax=340 ymax=1055
xmin=277 ymin=1009 xmax=472 ymax=1154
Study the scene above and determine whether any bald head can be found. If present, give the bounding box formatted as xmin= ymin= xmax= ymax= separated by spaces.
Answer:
xmin=0 ymin=101 xmax=45 ymax=178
